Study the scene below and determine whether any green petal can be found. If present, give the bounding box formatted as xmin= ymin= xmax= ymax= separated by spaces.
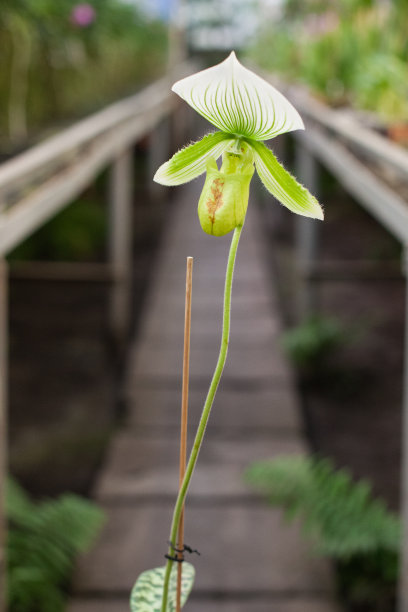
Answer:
xmin=198 ymin=153 xmax=255 ymax=236
xmin=172 ymin=52 xmax=304 ymax=141
xmin=250 ymin=140 xmax=324 ymax=220
xmin=154 ymin=132 xmax=234 ymax=186
xmin=130 ymin=563 xmax=195 ymax=612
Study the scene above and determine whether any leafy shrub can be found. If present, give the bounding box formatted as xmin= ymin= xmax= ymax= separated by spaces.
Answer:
xmin=249 ymin=0 xmax=408 ymax=123
xmin=6 ymin=478 xmax=105 ymax=612
xmin=281 ymin=315 xmax=345 ymax=370
xmin=245 ymin=455 xmax=399 ymax=610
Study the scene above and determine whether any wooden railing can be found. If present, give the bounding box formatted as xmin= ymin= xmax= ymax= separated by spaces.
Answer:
xmin=0 ymin=62 xmax=193 ymax=611
xmin=265 ymin=73 xmax=408 ymax=612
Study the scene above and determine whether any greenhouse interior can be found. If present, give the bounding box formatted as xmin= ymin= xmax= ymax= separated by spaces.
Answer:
xmin=1 ymin=1 xmax=408 ymax=611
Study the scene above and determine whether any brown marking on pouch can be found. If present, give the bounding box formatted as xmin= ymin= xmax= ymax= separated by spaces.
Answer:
xmin=206 ymin=178 xmax=224 ymax=227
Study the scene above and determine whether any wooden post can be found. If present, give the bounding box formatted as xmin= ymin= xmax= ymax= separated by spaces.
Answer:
xmin=176 ymin=257 xmax=193 ymax=612
xmin=0 ymin=260 xmax=8 ymax=612
xmin=148 ymin=118 xmax=171 ymax=202
xmin=295 ymin=139 xmax=320 ymax=318
xmin=109 ymin=150 xmax=133 ymax=343
xmin=167 ymin=0 xmax=186 ymax=72
xmin=399 ymin=246 xmax=408 ymax=612
xmin=268 ymin=134 xmax=288 ymax=232
xmin=171 ymin=103 xmax=188 ymax=154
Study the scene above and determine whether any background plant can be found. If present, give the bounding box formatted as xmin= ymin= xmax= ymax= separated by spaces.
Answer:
xmin=281 ymin=315 xmax=346 ymax=372
xmin=245 ymin=455 xmax=400 ymax=610
xmin=7 ymin=477 xmax=105 ymax=612
xmin=248 ymin=0 xmax=408 ymax=123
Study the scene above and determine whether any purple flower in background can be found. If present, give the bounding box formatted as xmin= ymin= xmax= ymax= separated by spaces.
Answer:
xmin=304 ymin=11 xmax=339 ymax=38
xmin=71 ymin=3 xmax=96 ymax=27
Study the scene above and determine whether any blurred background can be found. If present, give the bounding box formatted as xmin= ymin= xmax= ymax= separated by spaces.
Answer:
xmin=2 ymin=0 xmax=407 ymax=151
xmin=1 ymin=1 xmax=408 ymax=611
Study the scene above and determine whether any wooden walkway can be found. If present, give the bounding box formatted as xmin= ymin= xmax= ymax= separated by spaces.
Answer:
xmin=68 ymin=182 xmax=340 ymax=612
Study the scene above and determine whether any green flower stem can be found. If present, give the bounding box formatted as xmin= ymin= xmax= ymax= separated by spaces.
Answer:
xmin=160 ymin=223 xmax=244 ymax=612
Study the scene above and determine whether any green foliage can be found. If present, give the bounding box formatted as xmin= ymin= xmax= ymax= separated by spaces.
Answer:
xmin=0 ymin=0 xmax=167 ymax=145
xmin=245 ymin=456 xmax=400 ymax=609
xmin=281 ymin=315 xmax=345 ymax=370
xmin=7 ymin=477 xmax=105 ymax=612
xmin=130 ymin=563 xmax=195 ymax=612
xmin=9 ymin=194 xmax=106 ymax=261
xmin=249 ymin=1 xmax=408 ymax=122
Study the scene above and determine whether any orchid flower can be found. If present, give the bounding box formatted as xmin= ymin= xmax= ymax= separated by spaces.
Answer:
xmin=130 ymin=54 xmax=324 ymax=612
xmin=154 ymin=52 xmax=323 ymax=236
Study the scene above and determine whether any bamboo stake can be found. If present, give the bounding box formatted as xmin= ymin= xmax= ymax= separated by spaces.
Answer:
xmin=176 ymin=257 xmax=193 ymax=612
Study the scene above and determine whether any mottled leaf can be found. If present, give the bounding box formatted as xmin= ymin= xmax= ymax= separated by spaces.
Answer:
xmin=130 ymin=563 xmax=195 ymax=612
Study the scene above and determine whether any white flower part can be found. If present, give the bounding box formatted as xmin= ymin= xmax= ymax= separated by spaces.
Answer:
xmin=172 ymin=52 xmax=304 ymax=141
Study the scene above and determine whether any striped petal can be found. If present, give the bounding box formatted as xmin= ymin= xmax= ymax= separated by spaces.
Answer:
xmin=154 ymin=132 xmax=234 ymax=186
xmin=251 ymin=140 xmax=324 ymax=220
xmin=172 ymin=52 xmax=304 ymax=141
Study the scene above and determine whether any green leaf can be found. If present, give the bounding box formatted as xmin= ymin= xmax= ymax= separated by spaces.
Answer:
xmin=7 ymin=477 xmax=105 ymax=612
xmin=250 ymin=140 xmax=324 ymax=220
xmin=245 ymin=456 xmax=400 ymax=558
xmin=130 ymin=563 xmax=195 ymax=612
xmin=154 ymin=132 xmax=234 ymax=186
xmin=172 ymin=52 xmax=304 ymax=141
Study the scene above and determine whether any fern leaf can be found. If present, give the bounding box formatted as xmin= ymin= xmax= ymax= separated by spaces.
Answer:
xmin=6 ymin=477 xmax=105 ymax=612
xmin=245 ymin=455 xmax=400 ymax=559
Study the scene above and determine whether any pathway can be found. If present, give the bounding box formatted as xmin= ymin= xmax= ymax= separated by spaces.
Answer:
xmin=67 ymin=181 xmax=340 ymax=612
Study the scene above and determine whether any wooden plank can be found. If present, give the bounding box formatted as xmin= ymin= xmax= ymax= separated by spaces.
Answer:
xmin=67 ymin=597 xmax=342 ymax=612
xmin=186 ymin=600 xmax=342 ymax=612
xmin=148 ymin=117 xmax=171 ymax=202
xmin=143 ymin=275 xmax=276 ymax=312
xmin=296 ymin=127 xmax=408 ymax=244
xmin=109 ymin=150 xmax=133 ymax=341
xmin=138 ymin=310 xmax=280 ymax=349
xmin=73 ymin=505 xmax=334 ymax=596
xmin=126 ymin=387 xmax=302 ymax=434
xmin=131 ymin=189 xmax=282 ymax=348
xmin=399 ymin=248 xmax=408 ymax=612
xmin=305 ymin=259 xmax=402 ymax=282
xmin=0 ymin=108 xmax=166 ymax=256
xmin=93 ymin=435 xmax=307 ymax=500
xmin=267 ymin=73 xmax=408 ymax=180
xmin=295 ymin=142 xmax=320 ymax=316
xmin=156 ymin=255 xmax=266 ymax=283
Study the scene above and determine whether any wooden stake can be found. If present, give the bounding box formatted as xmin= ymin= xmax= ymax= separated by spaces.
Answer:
xmin=176 ymin=257 xmax=193 ymax=612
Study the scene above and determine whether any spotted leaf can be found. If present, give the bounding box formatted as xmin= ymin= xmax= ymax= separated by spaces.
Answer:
xmin=130 ymin=563 xmax=195 ymax=612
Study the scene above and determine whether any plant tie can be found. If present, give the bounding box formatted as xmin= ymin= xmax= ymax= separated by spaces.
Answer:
xmin=165 ymin=541 xmax=201 ymax=562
